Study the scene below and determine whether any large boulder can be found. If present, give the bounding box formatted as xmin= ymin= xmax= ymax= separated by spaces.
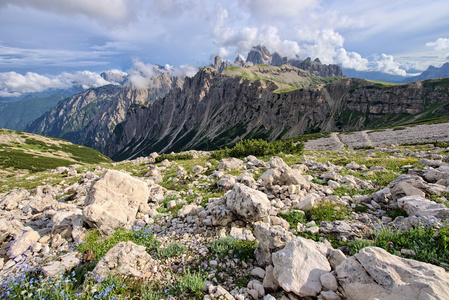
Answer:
xmin=260 ymin=157 xmax=310 ymax=190
xmin=398 ymin=195 xmax=449 ymax=219
xmin=253 ymin=222 xmax=294 ymax=266
xmin=225 ymin=183 xmax=271 ymax=222
xmin=93 ymin=241 xmax=156 ymax=278
xmin=218 ymin=158 xmax=244 ymax=171
xmin=388 ymin=175 xmax=429 ymax=200
xmin=83 ymin=169 xmax=150 ymax=235
xmin=272 ymin=237 xmax=331 ymax=297
xmin=8 ymin=228 xmax=40 ymax=258
xmin=336 ymin=247 xmax=449 ymax=300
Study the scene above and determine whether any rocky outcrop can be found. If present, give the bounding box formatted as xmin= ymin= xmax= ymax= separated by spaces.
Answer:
xmin=224 ymin=183 xmax=271 ymax=222
xmin=26 ymin=74 xmax=184 ymax=153
xmin=272 ymin=237 xmax=331 ymax=297
xmin=93 ymin=241 xmax=156 ymax=278
xmin=107 ymin=67 xmax=449 ymax=160
xmin=83 ymin=169 xmax=150 ymax=235
xmin=336 ymin=247 xmax=449 ymax=300
xmin=245 ymin=45 xmax=343 ymax=77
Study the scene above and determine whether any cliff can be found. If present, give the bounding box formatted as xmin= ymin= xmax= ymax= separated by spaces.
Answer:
xmin=106 ymin=68 xmax=449 ymax=160
xmin=26 ymin=74 xmax=184 ymax=152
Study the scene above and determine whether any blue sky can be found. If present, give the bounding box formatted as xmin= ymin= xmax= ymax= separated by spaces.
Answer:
xmin=0 ymin=0 xmax=448 ymax=96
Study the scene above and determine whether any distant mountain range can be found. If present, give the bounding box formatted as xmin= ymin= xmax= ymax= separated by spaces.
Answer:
xmin=26 ymin=62 xmax=449 ymax=161
xmin=0 ymin=94 xmax=66 ymax=130
xmin=343 ymin=62 xmax=449 ymax=83
xmin=2 ymin=45 xmax=449 ymax=161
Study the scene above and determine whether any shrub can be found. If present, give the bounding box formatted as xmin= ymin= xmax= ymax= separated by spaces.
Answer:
xmin=155 ymin=153 xmax=193 ymax=163
xmin=77 ymin=227 xmax=160 ymax=263
xmin=175 ymin=271 xmax=205 ymax=297
xmin=278 ymin=210 xmax=306 ymax=229
xmin=348 ymin=223 xmax=449 ymax=266
xmin=211 ymin=139 xmax=304 ymax=159
xmin=155 ymin=242 xmax=187 ymax=259
xmin=210 ymin=236 xmax=258 ymax=260
xmin=305 ymin=202 xmax=350 ymax=223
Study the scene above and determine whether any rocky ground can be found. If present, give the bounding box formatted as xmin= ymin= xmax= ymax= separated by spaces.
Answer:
xmin=0 ymin=143 xmax=449 ymax=299
xmin=305 ymin=122 xmax=449 ymax=150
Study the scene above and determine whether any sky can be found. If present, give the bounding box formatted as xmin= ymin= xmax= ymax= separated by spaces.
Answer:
xmin=0 ymin=0 xmax=448 ymax=97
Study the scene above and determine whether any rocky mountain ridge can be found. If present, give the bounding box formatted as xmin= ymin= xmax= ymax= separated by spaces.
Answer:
xmin=106 ymin=67 xmax=449 ymax=160
xmin=405 ymin=62 xmax=449 ymax=82
xmin=214 ymin=45 xmax=344 ymax=78
xmin=26 ymin=74 xmax=184 ymax=153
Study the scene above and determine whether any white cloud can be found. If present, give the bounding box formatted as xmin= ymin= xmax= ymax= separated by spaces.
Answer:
xmin=239 ymin=0 xmax=319 ymax=18
xmin=368 ymin=54 xmax=406 ymax=76
xmin=426 ymin=37 xmax=449 ymax=59
xmin=127 ymin=59 xmax=199 ymax=89
xmin=0 ymin=70 xmax=118 ymax=97
xmin=0 ymin=0 xmax=134 ymax=26
xmin=335 ymin=48 xmax=368 ymax=71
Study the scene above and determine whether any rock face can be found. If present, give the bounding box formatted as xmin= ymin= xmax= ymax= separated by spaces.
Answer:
xmin=83 ymin=169 xmax=150 ymax=235
xmin=224 ymin=183 xmax=271 ymax=222
xmin=27 ymin=74 xmax=184 ymax=153
xmin=7 ymin=228 xmax=40 ymax=258
xmin=272 ymin=237 xmax=331 ymax=297
xmin=398 ymin=195 xmax=449 ymax=219
xmin=336 ymin=247 xmax=449 ymax=300
xmin=107 ymin=66 xmax=449 ymax=160
xmin=93 ymin=241 xmax=155 ymax=278
xmin=245 ymin=45 xmax=343 ymax=77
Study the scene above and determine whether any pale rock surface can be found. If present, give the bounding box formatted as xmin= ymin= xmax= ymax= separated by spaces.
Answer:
xmin=260 ymin=157 xmax=310 ymax=190
xmin=0 ymin=219 xmax=24 ymax=243
xmin=254 ymin=222 xmax=294 ymax=266
xmin=388 ymin=175 xmax=428 ymax=200
xmin=42 ymin=252 xmax=81 ymax=277
xmin=295 ymin=193 xmax=320 ymax=211
xmin=320 ymin=290 xmax=341 ymax=300
xmin=398 ymin=195 xmax=449 ymax=219
xmin=218 ymin=158 xmax=244 ymax=171
xmin=208 ymin=198 xmax=233 ymax=226
xmin=263 ymin=265 xmax=279 ymax=292
xmin=83 ymin=169 xmax=150 ymax=235
xmin=93 ymin=241 xmax=155 ymax=278
xmin=336 ymin=247 xmax=449 ymax=300
xmin=272 ymin=237 xmax=331 ymax=297
xmin=8 ymin=228 xmax=40 ymax=258
xmin=217 ymin=175 xmax=236 ymax=189
xmin=225 ymin=183 xmax=271 ymax=222
xmin=320 ymin=272 xmax=338 ymax=291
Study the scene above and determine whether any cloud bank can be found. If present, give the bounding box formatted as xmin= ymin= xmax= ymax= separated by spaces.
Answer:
xmin=0 ymin=0 xmax=134 ymax=26
xmin=0 ymin=71 xmax=113 ymax=97
xmin=0 ymin=62 xmax=199 ymax=97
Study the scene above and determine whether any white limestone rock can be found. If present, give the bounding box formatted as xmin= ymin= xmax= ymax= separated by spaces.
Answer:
xmin=93 ymin=241 xmax=155 ymax=278
xmin=272 ymin=237 xmax=331 ymax=297
xmin=336 ymin=247 xmax=449 ymax=300
xmin=83 ymin=169 xmax=150 ymax=235
xmin=398 ymin=195 xmax=449 ymax=219
xmin=225 ymin=183 xmax=271 ymax=222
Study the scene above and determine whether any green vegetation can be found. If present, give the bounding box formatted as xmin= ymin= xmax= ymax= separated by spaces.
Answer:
xmin=304 ymin=202 xmax=351 ymax=224
xmin=174 ymin=271 xmax=205 ymax=298
xmin=279 ymin=210 xmax=306 ymax=228
xmin=155 ymin=153 xmax=193 ymax=163
xmin=211 ymin=138 xmax=304 ymax=159
xmin=0 ymin=148 xmax=76 ymax=173
xmin=0 ymin=130 xmax=111 ymax=174
xmin=155 ymin=242 xmax=187 ymax=259
xmin=349 ymin=223 xmax=449 ymax=266
xmin=210 ymin=236 xmax=258 ymax=260
xmin=77 ymin=227 xmax=160 ymax=264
